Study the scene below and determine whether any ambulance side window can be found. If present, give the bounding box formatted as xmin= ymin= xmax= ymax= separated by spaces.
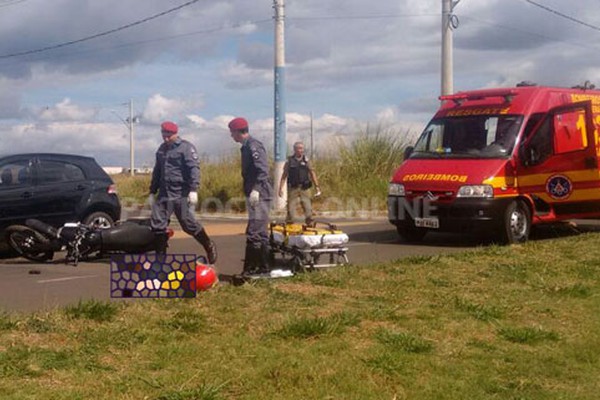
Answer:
xmin=526 ymin=117 xmax=552 ymax=166
xmin=523 ymin=113 xmax=544 ymax=139
xmin=553 ymin=109 xmax=587 ymax=154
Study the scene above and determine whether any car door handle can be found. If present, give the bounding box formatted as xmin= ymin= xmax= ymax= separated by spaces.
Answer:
xmin=21 ymin=191 xmax=32 ymax=198
xmin=75 ymin=184 xmax=86 ymax=191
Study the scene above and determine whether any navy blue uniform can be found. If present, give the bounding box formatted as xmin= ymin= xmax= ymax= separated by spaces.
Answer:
xmin=149 ymin=137 xmax=203 ymax=235
xmin=241 ymin=136 xmax=272 ymax=247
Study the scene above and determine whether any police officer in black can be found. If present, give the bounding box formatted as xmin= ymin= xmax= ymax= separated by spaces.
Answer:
xmin=278 ymin=141 xmax=321 ymax=225
xmin=228 ymin=117 xmax=273 ymax=275
xmin=148 ymin=121 xmax=217 ymax=264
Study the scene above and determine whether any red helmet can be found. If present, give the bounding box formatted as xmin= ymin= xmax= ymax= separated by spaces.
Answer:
xmin=161 ymin=121 xmax=178 ymax=135
xmin=195 ymin=262 xmax=217 ymax=291
xmin=228 ymin=117 xmax=248 ymax=132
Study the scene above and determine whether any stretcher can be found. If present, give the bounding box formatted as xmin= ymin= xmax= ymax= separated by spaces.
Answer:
xmin=269 ymin=221 xmax=350 ymax=272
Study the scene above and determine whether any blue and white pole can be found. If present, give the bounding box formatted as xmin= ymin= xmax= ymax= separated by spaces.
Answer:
xmin=273 ymin=0 xmax=287 ymax=210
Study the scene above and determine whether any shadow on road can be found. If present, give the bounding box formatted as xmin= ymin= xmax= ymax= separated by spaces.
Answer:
xmin=347 ymin=220 xmax=600 ymax=248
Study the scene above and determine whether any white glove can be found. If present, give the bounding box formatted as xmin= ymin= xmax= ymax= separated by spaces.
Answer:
xmin=249 ymin=190 xmax=260 ymax=207
xmin=314 ymin=188 xmax=322 ymax=198
xmin=188 ymin=191 xmax=198 ymax=208
xmin=147 ymin=194 xmax=156 ymax=208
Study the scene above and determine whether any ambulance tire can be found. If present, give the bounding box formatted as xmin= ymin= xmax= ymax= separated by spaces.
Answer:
xmin=396 ymin=224 xmax=427 ymax=243
xmin=500 ymin=200 xmax=531 ymax=244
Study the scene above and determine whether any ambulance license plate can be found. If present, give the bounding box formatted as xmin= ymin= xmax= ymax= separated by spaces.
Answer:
xmin=414 ymin=217 xmax=439 ymax=229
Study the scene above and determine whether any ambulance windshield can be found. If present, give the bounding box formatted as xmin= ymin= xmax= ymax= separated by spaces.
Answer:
xmin=412 ymin=115 xmax=523 ymax=159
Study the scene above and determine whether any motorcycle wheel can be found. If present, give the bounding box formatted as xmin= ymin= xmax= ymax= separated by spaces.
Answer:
xmin=6 ymin=225 xmax=54 ymax=262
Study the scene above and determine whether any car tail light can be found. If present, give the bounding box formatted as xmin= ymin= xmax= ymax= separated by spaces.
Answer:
xmin=107 ymin=184 xmax=117 ymax=194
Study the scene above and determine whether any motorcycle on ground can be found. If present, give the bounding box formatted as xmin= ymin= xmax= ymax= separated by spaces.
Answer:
xmin=6 ymin=218 xmax=173 ymax=265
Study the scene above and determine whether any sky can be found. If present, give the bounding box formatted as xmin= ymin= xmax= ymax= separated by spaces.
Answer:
xmin=0 ymin=0 xmax=599 ymax=168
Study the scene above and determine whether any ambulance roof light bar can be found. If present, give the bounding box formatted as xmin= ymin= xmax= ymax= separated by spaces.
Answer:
xmin=439 ymin=89 xmax=519 ymax=105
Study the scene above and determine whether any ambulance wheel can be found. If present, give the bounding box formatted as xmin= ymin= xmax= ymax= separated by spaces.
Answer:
xmin=501 ymin=200 xmax=531 ymax=244
xmin=396 ymin=224 xmax=427 ymax=243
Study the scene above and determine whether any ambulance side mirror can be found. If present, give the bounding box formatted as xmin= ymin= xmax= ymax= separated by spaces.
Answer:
xmin=403 ymin=146 xmax=414 ymax=161
xmin=529 ymin=147 xmax=540 ymax=165
xmin=520 ymin=144 xmax=539 ymax=167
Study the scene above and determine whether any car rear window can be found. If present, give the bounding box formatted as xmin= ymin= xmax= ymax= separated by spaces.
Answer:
xmin=38 ymin=160 xmax=85 ymax=183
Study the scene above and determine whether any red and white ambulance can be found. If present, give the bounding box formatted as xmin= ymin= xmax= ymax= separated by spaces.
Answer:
xmin=388 ymin=82 xmax=600 ymax=243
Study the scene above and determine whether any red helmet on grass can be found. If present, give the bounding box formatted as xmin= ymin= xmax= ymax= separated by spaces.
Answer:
xmin=195 ymin=262 xmax=217 ymax=291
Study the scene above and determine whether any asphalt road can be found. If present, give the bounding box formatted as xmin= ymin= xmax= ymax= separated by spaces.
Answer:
xmin=0 ymin=217 xmax=596 ymax=313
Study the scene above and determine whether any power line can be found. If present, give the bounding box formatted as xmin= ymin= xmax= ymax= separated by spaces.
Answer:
xmin=461 ymin=14 xmax=600 ymax=51
xmin=289 ymin=14 xmax=437 ymax=22
xmin=522 ymin=0 xmax=600 ymax=32
xmin=0 ymin=0 xmax=202 ymax=59
xmin=0 ymin=19 xmax=272 ymax=67
xmin=0 ymin=11 xmax=436 ymax=63
xmin=0 ymin=0 xmax=28 ymax=8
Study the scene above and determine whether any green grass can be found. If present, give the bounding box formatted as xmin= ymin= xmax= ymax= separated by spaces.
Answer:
xmin=64 ymin=299 xmax=120 ymax=322
xmin=497 ymin=326 xmax=560 ymax=345
xmin=1 ymin=233 xmax=600 ymax=399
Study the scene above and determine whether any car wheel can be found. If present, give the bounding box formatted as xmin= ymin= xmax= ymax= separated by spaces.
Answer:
xmin=6 ymin=225 xmax=54 ymax=262
xmin=82 ymin=212 xmax=115 ymax=229
xmin=500 ymin=200 xmax=531 ymax=244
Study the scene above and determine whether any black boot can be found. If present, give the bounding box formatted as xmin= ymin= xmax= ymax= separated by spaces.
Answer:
xmin=242 ymin=242 xmax=260 ymax=275
xmin=194 ymin=229 xmax=217 ymax=264
xmin=258 ymin=243 xmax=272 ymax=273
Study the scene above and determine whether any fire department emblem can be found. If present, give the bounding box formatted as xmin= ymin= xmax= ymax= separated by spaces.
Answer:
xmin=546 ymin=175 xmax=572 ymax=200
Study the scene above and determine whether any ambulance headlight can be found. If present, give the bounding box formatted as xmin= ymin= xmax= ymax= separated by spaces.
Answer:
xmin=388 ymin=183 xmax=405 ymax=196
xmin=457 ymin=185 xmax=494 ymax=198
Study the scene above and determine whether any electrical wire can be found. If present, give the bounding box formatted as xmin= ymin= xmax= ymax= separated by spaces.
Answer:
xmin=0 ymin=0 xmax=202 ymax=59
xmin=0 ymin=0 xmax=28 ymax=8
xmin=460 ymin=14 xmax=600 ymax=51
xmin=0 ymin=19 xmax=272 ymax=67
xmin=522 ymin=0 xmax=600 ymax=32
xmin=289 ymin=14 xmax=437 ymax=21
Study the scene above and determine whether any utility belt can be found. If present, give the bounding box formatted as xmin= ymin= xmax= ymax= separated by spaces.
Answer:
xmin=288 ymin=181 xmax=312 ymax=190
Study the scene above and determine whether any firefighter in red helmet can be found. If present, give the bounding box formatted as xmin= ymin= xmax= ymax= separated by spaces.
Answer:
xmin=148 ymin=121 xmax=217 ymax=264
xmin=227 ymin=117 xmax=273 ymax=275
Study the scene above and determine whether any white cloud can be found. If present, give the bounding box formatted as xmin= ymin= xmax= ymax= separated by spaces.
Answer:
xmin=141 ymin=94 xmax=204 ymax=126
xmin=38 ymin=98 xmax=96 ymax=121
xmin=0 ymin=0 xmax=598 ymax=166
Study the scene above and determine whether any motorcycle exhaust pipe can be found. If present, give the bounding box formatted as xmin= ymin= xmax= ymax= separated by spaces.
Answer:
xmin=25 ymin=219 xmax=59 ymax=239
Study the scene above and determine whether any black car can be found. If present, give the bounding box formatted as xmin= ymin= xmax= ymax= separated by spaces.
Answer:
xmin=0 ymin=153 xmax=121 ymax=254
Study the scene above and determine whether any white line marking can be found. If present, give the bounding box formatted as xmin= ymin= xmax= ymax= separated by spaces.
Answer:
xmin=348 ymin=240 xmax=397 ymax=246
xmin=37 ymin=275 xmax=100 ymax=284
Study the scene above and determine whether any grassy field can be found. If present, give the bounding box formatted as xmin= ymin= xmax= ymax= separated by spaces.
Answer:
xmin=1 ymin=233 xmax=599 ymax=399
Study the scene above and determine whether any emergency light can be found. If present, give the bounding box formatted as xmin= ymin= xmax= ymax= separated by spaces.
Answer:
xmin=440 ymin=89 xmax=519 ymax=105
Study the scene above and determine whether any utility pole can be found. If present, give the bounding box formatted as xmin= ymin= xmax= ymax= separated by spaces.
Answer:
xmin=111 ymin=100 xmax=138 ymax=176
xmin=441 ymin=0 xmax=460 ymax=96
xmin=273 ymin=0 xmax=287 ymax=210
xmin=310 ymin=111 xmax=314 ymax=159
xmin=129 ymin=99 xmax=135 ymax=176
